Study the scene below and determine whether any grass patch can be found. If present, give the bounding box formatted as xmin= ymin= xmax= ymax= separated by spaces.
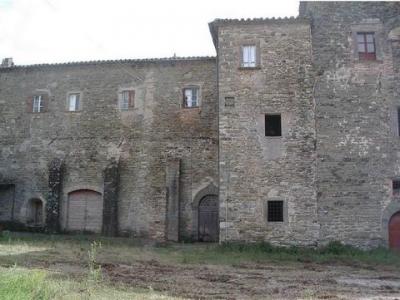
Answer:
xmin=154 ymin=241 xmax=400 ymax=267
xmin=0 ymin=266 xmax=181 ymax=300
xmin=0 ymin=232 xmax=399 ymax=269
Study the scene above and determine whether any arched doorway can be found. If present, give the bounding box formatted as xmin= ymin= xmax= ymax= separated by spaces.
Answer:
xmin=389 ymin=211 xmax=400 ymax=250
xmin=198 ymin=195 xmax=218 ymax=242
xmin=27 ymin=198 xmax=43 ymax=226
xmin=67 ymin=189 xmax=103 ymax=233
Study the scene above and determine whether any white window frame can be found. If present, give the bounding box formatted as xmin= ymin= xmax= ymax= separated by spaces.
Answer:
xmin=33 ymin=95 xmax=43 ymax=113
xmin=242 ymin=45 xmax=256 ymax=68
xmin=183 ymin=87 xmax=199 ymax=108
xmin=68 ymin=93 xmax=80 ymax=112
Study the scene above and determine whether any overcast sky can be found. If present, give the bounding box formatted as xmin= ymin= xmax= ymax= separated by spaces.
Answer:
xmin=0 ymin=0 xmax=299 ymax=65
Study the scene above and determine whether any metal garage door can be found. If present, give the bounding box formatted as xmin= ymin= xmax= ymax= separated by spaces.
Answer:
xmin=67 ymin=190 xmax=103 ymax=233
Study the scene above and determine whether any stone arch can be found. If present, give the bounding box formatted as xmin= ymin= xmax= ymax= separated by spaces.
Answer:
xmin=26 ymin=198 xmax=45 ymax=226
xmin=382 ymin=201 xmax=400 ymax=247
xmin=191 ymin=183 xmax=218 ymax=241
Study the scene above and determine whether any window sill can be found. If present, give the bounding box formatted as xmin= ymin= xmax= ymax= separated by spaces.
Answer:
xmin=265 ymin=136 xmax=282 ymax=139
xmin=238 ymin=66 xmax=261 ymax=70
xmin=65 ymin=110 xmax=82 ymax=113
xmin=355 ymin=59 xmax=383 ymax=64
xmin=182 ymin=106 xmax=200 ymax=110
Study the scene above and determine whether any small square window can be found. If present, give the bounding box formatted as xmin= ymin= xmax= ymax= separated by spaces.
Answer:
xmin=33 ymin=95 xmax=43 ymax=113
xmin=265 ymin=114 xmax=282 ymax=137
xmin=393 ymin=180 xmax=400 ymax=196
xmin=357 ymin=32 xmax=376 ymax=60
xmin=183 ymin=87 xmax=199 ymax=108
xmin=267 ymin=201 xmax=284 ymax=222
xmin=242 ymin=45 xmax=256 ymax=68
xmin=68 ymin=93 xmax=80 ymax=111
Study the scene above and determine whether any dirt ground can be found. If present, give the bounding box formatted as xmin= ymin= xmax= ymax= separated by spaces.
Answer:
xmin=100 ymin=260 xmax=400 ymax=299
xmin=1 ymin=234 xmax=400 ymax=299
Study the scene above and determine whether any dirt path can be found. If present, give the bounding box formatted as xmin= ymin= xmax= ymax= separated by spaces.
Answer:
xmin=101 ymin=260 xmax=400 ymax=299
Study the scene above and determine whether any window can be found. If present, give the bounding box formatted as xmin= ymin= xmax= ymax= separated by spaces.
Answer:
xmin=119 ymin=90 xmax=135 ymax=110
xmin=393 ymin=180 xmax=400 ymax=196
xmin=242 ymin=45 xmax=256 ymax=68
xmin=265 ymin=114 xmax=282 ymax=137
xmin=68 ymin=93 xmax=80 ymax=111
xmin=33 ymin=95 xmax=44 ymax=113
xmin=225 ymin=96 xmax=235 ymax=107
xmin=357 ymin=32 xmax=376 ymax=60
xmin=183 ymin=87 xmax=199 ymax=108
xmin=267 ymin=201 xmax=284 ymax=222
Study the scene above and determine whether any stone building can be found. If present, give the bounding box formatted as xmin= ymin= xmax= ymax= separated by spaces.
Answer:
xmin=1 ymin=1 xmax=400 ymax=249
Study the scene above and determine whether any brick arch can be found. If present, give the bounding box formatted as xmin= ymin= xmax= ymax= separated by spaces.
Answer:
xmin=382 ymin=201 xmax=400 ymax=247
xmin=191 ymin=183 xmax=218 ymax=241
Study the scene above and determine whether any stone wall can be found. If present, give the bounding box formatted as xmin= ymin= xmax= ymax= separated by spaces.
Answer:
xmin=300 ymin=1 xmax=400 ymax=248
xmin=212 ymin=19 xmax=318 ymax=245
xmin=0 ymin=58 xmax=218 ymax=240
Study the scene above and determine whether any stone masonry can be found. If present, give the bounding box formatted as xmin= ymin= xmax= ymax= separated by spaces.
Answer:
xmin=0 ymin=2 xmax=400 ymax=248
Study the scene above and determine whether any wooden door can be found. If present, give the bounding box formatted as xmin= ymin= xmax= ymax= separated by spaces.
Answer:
xmin=67 ymin=190 xmax=103 ymax=233
xmin=389 ymin=211 xmax=400 ymax=250
xmin=198 ymin=195 xmax=218 ymax=242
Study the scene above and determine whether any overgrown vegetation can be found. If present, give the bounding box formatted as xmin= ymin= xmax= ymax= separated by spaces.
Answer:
xmin=166 ymin=240 xmax=400 ymax=266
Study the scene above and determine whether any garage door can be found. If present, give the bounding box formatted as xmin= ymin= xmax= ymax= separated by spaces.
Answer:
xmin=389 ymin=211 xmax=400 ymax=250
xmin=67 ymin=190 xmax=103 ymax=233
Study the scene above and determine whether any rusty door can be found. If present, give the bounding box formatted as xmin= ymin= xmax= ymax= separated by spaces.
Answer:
xmin=67 ymin=190 xmax=103 ymax=233
xmin=198 ymin=195 xmax=218 ymax=242
xmin=389 ymin=211 xmax=400 ymax=250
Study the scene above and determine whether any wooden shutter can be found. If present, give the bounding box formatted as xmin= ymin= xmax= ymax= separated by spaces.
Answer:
xmin=26 ymin=95 xmax=34 ymax=113
xmin=128 ymin=90 xmax=135 ymax=108
xmin=41 ymin=94 xmax=49 ymax=112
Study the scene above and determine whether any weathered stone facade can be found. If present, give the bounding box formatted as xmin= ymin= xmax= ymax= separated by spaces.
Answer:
xmin=1 ymin=1 xmax=400 ymax=248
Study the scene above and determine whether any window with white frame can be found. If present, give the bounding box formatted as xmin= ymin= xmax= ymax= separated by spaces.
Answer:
xmin=68 ymin=93 xmax=80 ymax=111
xmin=33 ymin=95 xmax=43 ymax=113
xmin=183 ymin=87 xmax=199 ymax=108
xmin=242 ymin=45 xmax=256 ymax=68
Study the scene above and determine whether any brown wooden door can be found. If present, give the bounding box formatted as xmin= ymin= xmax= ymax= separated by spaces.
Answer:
xmin=67 ymin=190 xmax=103 ymax=233
xmin=389 ymin=211 xmax=400 ymax=250
xmin=198 ymin=195 xmax=218 ymax=242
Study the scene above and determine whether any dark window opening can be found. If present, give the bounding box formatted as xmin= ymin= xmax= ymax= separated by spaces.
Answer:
xmin=267 ymin=200 xmax=284 ymax=222
xmin=393 ymin=180 xmax=400 ymax=196
xmin=357 ymin=32 xmax=376 ymax=61
xmin=265 ymin=114 xmax=282 ymax=137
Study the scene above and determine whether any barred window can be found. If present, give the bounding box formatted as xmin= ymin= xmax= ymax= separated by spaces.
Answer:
xmin=267 ymin=201 xmax=284 ymax=222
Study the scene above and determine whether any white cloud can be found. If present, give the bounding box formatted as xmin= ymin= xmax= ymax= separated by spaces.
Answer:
xmin=0 ymin=0 xmax=299 ymax=65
